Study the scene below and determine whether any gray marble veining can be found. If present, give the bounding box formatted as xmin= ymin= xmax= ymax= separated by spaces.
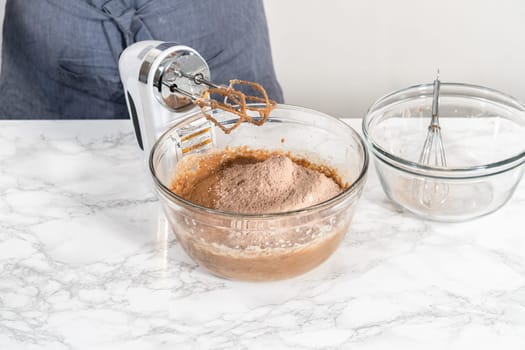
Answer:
xmin=0 ymin=120 xmax=523 ymax=350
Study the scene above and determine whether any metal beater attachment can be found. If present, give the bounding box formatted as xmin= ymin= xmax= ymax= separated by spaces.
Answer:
xmin=414 ymin=71 xmax=449 ymax=208
xmin=162 ymin=71 xmax=220 ymax=101
xmin=162 ymin=69 xmax=277 ymax=134
xmin=149 ymin=44 xmax=276 ymax=134
xmin=147 ymin=46 xmax=215 ymax=112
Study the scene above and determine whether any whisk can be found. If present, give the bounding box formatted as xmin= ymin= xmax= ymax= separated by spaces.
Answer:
xmin=414 ymin=72 xmax=449 ymax=208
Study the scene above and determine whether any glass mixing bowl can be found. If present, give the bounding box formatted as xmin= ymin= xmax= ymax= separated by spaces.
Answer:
xmin=363 ymin=83 xmax=525 ymax=222
xmin=150 ymin=104 xmax=368 ymax=280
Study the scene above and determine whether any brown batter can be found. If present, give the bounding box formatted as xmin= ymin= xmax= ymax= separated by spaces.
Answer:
xmin=167 ymin=147 xmax=351 ymax=280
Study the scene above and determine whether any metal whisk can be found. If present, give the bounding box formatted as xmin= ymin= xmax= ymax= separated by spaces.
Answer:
xmin=415 ymin=72 xmax=449 ymax=208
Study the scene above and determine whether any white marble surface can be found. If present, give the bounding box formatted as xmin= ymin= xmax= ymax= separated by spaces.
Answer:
xmin=0 ymin=119 xmax=524 ymax=350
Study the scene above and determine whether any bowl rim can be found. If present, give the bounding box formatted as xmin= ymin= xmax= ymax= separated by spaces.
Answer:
xmin=149 ymin=103 xmax=369 ymax=218
xmin=362 ymin=82 xmax=525 ymax=178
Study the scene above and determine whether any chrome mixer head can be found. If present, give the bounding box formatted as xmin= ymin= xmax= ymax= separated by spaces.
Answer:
xmin=141 ymin=43 xmax=219 ymax=111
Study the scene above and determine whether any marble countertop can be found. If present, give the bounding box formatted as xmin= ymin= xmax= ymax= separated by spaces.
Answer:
xmin=1 ymin=119 xmax=524 ymax=350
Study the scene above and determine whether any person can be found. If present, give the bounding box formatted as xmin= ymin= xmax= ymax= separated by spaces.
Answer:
xmin=0 ymin=0 xmax=283 ymax=118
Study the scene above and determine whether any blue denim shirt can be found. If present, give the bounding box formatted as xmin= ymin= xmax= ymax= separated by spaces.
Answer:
xmin=0 ymin=0 xmax=283 ymax=118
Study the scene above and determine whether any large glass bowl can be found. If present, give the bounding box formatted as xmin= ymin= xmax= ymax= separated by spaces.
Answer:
xmin=150 ymin=104 xmax=368 ymax=280
xmin=363 ymin=83 xmax=525 ymax=222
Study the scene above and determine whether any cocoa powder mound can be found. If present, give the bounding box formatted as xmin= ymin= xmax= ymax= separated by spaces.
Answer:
xmin=216 ymin=155 xmax=341 ymax=214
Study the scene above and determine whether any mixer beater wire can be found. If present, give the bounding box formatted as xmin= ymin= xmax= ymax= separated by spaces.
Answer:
xmin=163 ymin=72 xmax=276 ymax=134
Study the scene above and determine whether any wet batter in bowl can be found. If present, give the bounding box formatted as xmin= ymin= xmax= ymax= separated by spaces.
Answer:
xmin=168 ymin=147 xmax=350 ymax=280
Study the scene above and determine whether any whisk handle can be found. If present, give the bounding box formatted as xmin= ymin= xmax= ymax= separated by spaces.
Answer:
xmin=431 ymin=77 xmax=440 ymax=126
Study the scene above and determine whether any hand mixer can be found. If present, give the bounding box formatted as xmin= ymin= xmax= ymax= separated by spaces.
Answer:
xmin=119 ymin=40 xmax=274 ymax=159
xmin=119 ymin=40 xmax=218 ymax=159
xmin=119 ymin=40 xmax=215 ymax=157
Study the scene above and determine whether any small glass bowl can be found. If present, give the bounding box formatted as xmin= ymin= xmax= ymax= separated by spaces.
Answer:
xmin=363 ymin=83 xmax=525 ymax=222
xmin=150 ymin=104 xmax=368 ymax=280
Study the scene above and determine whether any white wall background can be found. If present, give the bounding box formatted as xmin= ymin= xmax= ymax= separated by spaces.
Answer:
xmin=264 ymin=0 xmax=525 ymax=117
xmin=2 ymin=0 xmax=525 ymax=118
